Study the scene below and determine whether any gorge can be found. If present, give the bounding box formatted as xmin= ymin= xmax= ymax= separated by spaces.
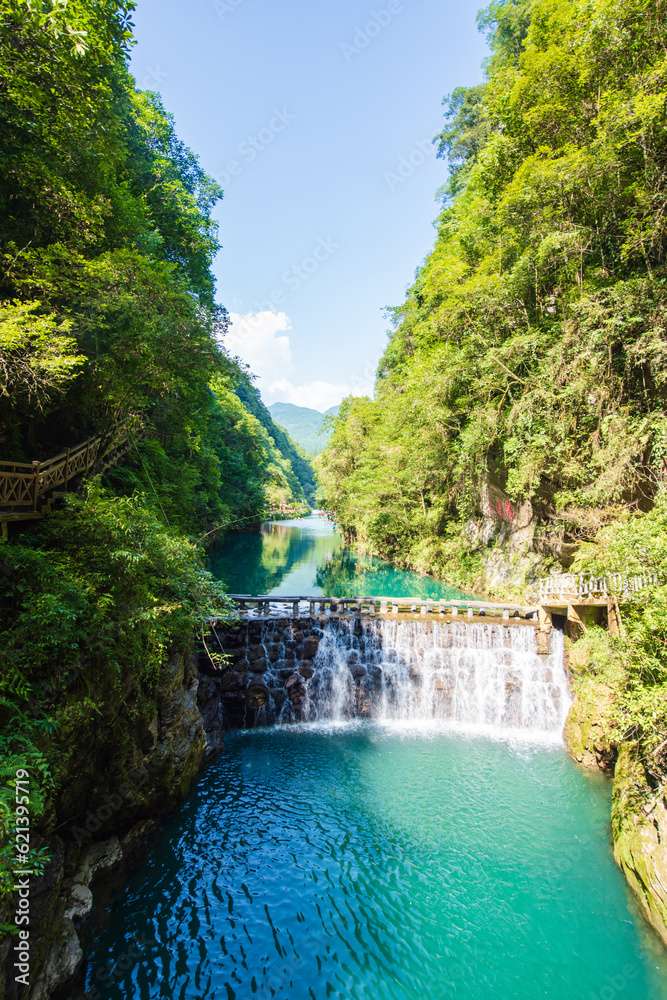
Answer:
xmin=1 ymin=0 xmax=666 ymax=997
xmin=75 ymin=516 xmax=667 ymax=999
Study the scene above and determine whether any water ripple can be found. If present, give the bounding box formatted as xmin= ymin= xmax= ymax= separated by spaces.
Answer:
xmin=84 ymin=726 xmax=667 ymax=1000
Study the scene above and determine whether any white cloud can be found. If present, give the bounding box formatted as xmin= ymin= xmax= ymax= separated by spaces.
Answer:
xmin=264 ymin=378 xmax=361 ymax=411
xmin=224 ymin=310 xmax=373 ymax=412
xmin=226 ymin=310 xmax=292 ymax=381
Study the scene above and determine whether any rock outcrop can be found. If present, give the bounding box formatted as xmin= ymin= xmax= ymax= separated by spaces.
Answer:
xmin=564 ymin=676 xmax=616 ymax=772
xmin=565 ymin=642 xmax=667 ymax=949
xmin=1 ymin=648 xmax=208 ymax=1000
xmin=612 ymin=746 xmax=667 ymax=946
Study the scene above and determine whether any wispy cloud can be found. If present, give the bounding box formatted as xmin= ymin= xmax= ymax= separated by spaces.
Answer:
xmin=224 ymin=310 xmax=373 ymax=411
xmin=226 ymin=310 xmax=293 ymax=380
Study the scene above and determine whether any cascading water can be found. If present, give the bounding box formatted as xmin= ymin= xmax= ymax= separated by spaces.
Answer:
xmin=303 ymin=619 xmax=569 ymax=739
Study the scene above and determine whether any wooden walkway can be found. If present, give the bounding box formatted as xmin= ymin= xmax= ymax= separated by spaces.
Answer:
xmin=225 ymin=595 xmax=539 ymax=622
xmin=0 ymin=418 xmax=136 ymax=531
xmin=223 ymin=573 xmax=660 ymax=637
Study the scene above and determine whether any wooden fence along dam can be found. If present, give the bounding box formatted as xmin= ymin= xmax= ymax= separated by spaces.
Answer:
xmin=213 ymin=571 xmax=659 ymax=643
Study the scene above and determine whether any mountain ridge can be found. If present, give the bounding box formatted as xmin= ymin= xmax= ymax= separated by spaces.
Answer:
xmin=269 ymin=401 xmax=339 ymax=456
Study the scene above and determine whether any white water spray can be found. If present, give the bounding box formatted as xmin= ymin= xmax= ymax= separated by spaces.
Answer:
xmin=303 ymin=619 xmax=569 ymax=740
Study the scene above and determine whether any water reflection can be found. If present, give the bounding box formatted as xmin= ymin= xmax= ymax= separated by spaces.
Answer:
xmin=208 ymin=514 xmax=467 ymax=599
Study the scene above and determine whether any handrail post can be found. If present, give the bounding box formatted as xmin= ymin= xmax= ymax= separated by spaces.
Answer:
xmin=32 ymin=461 xmax=40 ymax=511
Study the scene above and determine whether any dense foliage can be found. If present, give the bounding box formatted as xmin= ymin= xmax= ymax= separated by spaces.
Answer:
xmin=319 ymin=0 xmax=667 ymax=841
xmin=0 ymin=0 xmax=310 ymax=526
xmin=0 ymin=487 xmax=233 ymax=899
xmin=319 ymin=0 xmax=666 ymax=589
xmin=0 ymin=0 xmax=312 ymax=904
xmin=568 ymin=494 xmax=667 ymax=783
xmin=236 ymin=381 xmax=317 ymax=505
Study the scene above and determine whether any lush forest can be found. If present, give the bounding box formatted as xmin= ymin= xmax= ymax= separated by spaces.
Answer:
xmin=1 ymin=0 xmax=666 ymax=976
xmin=0 ymin=0 xmax=311 ymax=905
xmin=321 ymin=0 xmax=665 ymax=585
xmin=319 ymin=0 xmax=667 ymax=884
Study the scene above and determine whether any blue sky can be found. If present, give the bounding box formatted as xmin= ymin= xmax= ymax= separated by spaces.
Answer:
xmin=131 ymin=0 xmax=488 ymax=411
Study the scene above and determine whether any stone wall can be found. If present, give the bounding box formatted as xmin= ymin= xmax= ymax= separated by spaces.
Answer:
xmin=198 ymin=617 xmax=326 ymax=728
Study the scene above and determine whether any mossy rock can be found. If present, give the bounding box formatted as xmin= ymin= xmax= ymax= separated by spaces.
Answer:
xmin=612 ymin=745 xmax=667 ymax=946
xmin=564 ymin=675 xmax=616 ymax=772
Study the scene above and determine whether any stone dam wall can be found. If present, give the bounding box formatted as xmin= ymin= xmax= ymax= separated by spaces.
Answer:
xmin=197 ymin=614 xmax=565 ymax=733
xmin=198 ymin=617 xmax=329 ymax=729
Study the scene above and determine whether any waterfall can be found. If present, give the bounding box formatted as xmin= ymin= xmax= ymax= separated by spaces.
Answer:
xmin=303 ymin=619 xmax=569 ymax=739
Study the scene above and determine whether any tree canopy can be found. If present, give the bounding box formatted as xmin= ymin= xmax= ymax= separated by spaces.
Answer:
xmin=0 ymin=0 xmax=313 ymax=899
xmin=319 ymin=0 xmax=666 ymax=589
xmin=0 ymin=0 xmax=311 ymax=527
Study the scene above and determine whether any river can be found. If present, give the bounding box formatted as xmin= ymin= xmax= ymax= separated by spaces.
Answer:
xmin=83 ymin=517 xmax=667 ymax=998
xmin=207 ymin=514 xmax=469 ymax=599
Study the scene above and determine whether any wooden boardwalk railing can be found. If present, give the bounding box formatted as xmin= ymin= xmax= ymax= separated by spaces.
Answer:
xmin=533 ymin=573 xmax=660 ymax=602
xmin=0 ymin=418 xmax=136 ymax=524
xmin=221 ymin=595 xmax=539 ymax=622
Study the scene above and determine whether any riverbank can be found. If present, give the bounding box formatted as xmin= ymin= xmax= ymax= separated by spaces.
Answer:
xmin=213 ymin=513 xmax=667 ymax=954
xmin=565 ymin=643 xmax=667 ymax=947
xmin=4 ymin=511 xmax=665 ymax=998
xmin=0 ymin=646 xmax=207 ymax=1000
xmin=0 ymin=489 xmax=236 ymax=1000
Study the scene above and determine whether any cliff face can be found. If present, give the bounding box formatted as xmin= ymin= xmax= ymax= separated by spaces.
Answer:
xmin=565 ymin=662 xmax=667 ymax=948
xmin=612 ymin=746 xmax=667 ymax=947
xmin=1 ymin=647 xmax=212 ymax=1000
xmin=563 ymin=676 xmax=616 ymax=773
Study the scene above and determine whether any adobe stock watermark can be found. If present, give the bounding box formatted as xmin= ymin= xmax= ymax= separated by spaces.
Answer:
xmin=10 ymin=769 xmax=33 ymax=990
xmin=136 ymin=64 xmax=168 ymax=90
xmin=340 ymin=1 xmax=405 ymax=61
xmin=592 ymin=962 xmax=639 ymax=1000
xmin=214 ymin=0 xmax=247 ymax=18
xmin=85 ymin=934 xmax=154 ymax=999
xmin=385 ymin=138 xmax=433 ymax=192
xmin=217 ymin=107 xmax=294 ymax=188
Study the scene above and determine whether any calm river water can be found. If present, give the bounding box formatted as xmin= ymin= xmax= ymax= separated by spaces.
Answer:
xmin=83 ymin=518 xmax=667 ymax=999
xmin=208 ymin=514 xmax=468 ymax=599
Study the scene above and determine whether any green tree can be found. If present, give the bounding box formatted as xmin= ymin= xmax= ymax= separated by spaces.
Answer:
xmin=322 ymin=0 xmax=666 ymax=592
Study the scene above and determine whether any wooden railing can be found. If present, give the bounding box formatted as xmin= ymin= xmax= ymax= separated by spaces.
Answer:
xmin=222 ymin=574 xmax=661 ymax=625
xmin=221 ymin=595 xmax=538 ymax=622
xmin=0 ymin=418 xmax=137 ymax=518
xmin=533 ymin=573 xmax=660 ymax=602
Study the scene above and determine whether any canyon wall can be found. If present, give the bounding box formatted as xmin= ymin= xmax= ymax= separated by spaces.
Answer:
xmin=1 ymin=648 xmax=216 ymax=1000
xmin=565 ymin=648 xmax=667 ymax=947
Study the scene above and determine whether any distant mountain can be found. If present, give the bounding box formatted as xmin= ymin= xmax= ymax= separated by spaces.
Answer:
xmin=269 ymin=402 xmax=339 ymax=456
